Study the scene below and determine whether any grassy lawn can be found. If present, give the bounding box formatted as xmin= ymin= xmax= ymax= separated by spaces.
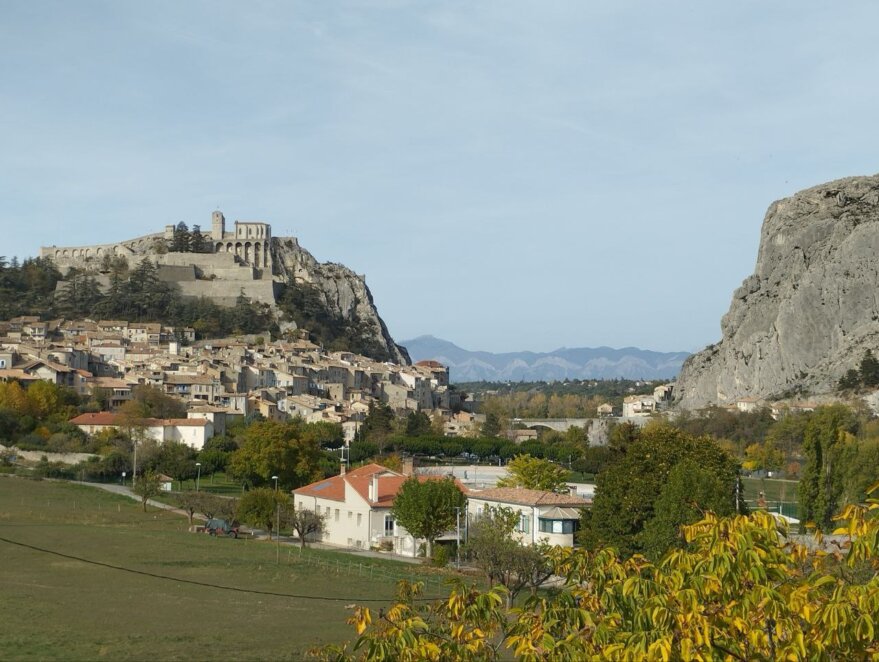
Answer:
xmin=0 ymin=476 xmax=454 ymax=660
xmin=172 ymin=471 xmax=244 ymax=496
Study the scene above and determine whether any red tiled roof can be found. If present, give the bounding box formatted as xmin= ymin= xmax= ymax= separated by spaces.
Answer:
xmin=293 ymin=463 xmax=464 ymax=508
xmin=415 ymin=360 xmax=445 ymax=368
xmin=69 ymin=412 xmax=121 ymax=426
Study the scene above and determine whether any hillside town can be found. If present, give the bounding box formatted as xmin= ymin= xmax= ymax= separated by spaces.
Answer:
xmin=0 ymin=315 xmax=462 ymax=449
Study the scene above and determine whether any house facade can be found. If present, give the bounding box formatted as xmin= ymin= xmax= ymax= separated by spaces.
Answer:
xmin=465 ymin=487 xmax=589 ymax=548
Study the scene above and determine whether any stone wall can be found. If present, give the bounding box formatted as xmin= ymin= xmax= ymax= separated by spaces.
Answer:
xmin=176 ymin=279 xmax=278 ymax=307
xmin=1 ymin=444 xmax=98 ymax=466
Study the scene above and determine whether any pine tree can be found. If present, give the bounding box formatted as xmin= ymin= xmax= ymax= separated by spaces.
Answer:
xmin=170 ymin=222 xmax=191 ymax=252
xmin=858 ymin=349 xmax=879 ymax=387
xmin=190 ymin=224 xmax=207 ymax=253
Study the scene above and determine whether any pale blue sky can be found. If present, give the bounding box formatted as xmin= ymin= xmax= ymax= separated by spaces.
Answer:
xmin=3 ymin=2 xmax=879 ymax=353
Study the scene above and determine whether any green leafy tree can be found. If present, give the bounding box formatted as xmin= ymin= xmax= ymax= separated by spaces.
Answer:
xmin=170 ymin=222 xmax=191 ymax=252
xmin=859 ymin=349 xmax=879 ymax=387
xmin=799 ymin=404 xmax=859 ymax=531
xmin=133 ymin=470 xmax=162 ymax=511
xmin=640 ymin=459 xmax=737 ymax=559
xmin=227 ymin=420 xmax=323 ymax=489
xmin=581 ymin=421 xmax=741 ymax=558
xmin=152 ymin=441 xmax=198 ymax=483
xmin=189 ymin=224 xmax=208 ymax=253
xmin=237 ymin=487 xmax=287 ymax=537
xmin=496 ymin=454 xmax=569 ymax=492
xmin=391 ymin=477 xmax=465 ymax=559
xmin=405 ymin=411 xmax=432 ymax=437
xmin=481 ymin=412 xmax=502 ymax=438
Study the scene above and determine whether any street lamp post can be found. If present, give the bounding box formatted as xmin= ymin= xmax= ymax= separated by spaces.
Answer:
xmin=455 ymin=506 xmax=463 ymax=568
xmin=195 ymin=462 xmax=202 ymax=492
xmin=272 ymin=475 xmax=280 ymax=563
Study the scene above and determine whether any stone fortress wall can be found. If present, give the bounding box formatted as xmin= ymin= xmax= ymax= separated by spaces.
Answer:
xmin=40 ymin=211 xmax=280 ymax=307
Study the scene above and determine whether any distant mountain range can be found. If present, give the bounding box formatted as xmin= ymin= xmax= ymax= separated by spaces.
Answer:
xmin=401 ymin=336 xmax=690 ymax=382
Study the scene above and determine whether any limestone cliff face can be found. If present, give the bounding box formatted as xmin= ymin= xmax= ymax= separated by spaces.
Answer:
xmin=676 ymin=174 xmax=879 ymax=409
xmin=271 ymin=238 xmax=411 ymax=365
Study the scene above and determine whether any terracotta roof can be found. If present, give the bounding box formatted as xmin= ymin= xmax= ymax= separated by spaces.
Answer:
xmin=293 ymin=475 xmax=346 ymax=502
xmin=294 ymin=464 xmax=464 ymax=508
xmin=69 ymin=412 xmax=121 ymax=426
xmin=415 ymin=360 xmax=445 ymax=369
xmin=465 ymin=487 xmax=590 ymax=507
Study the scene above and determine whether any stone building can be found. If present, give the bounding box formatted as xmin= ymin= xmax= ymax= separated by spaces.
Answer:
xmin=44 ymin=210 xmax=272 ymax=272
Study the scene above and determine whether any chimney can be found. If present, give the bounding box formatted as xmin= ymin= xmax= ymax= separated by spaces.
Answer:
xmin=340 ymin=462 xmax=346 ymax=476
xmin=401 ymin=456 xmax=414 ymax=477
xmin=369 ymin=474 xmax=379 ymax=502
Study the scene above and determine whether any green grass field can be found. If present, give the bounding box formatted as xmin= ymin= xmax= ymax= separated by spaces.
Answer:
xmin=0 ymin=477 xmax=452 ymax=660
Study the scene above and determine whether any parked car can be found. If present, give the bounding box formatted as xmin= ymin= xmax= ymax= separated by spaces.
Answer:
xmin=204 ymin=518 xmax=239 ymax=538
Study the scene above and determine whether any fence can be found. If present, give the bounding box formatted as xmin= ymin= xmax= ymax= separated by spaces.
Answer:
xmin=289 ymin=547 xmax=450 ymax=596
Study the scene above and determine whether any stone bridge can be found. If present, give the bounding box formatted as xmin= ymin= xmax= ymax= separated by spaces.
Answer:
xmin=516 ymin=418 xmax=594 ymax=432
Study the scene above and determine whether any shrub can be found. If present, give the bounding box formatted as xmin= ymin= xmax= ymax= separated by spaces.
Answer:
xmin=431 ymin=544 xmax=449 ymax=568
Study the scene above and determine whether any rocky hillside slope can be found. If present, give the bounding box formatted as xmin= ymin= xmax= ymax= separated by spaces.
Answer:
xmin=272 ymin=238 xmax=410 ymax=365
xmin=404 ymin=335 xmax=688 ymax=382
xmin=675 ymin=174 xmax=879 ymax=409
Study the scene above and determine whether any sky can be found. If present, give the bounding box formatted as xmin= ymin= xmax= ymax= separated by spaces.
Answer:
xmin=3 ymin=1 xmax=879 ymax=354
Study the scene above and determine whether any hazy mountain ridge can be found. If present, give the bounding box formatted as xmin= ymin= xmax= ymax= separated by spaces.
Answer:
xmin=403 ymin=335 xmax=689 ymax=382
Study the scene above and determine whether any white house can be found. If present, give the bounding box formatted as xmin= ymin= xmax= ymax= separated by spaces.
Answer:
xmin=293 ymin=463 xmax=460 ymax=557
xmin=69 ymin=412 xmax=214 ymax=450
xmin=464 ymin=487 xmax=589 ymax=548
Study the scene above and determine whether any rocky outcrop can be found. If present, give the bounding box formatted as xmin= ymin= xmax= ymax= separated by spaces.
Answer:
xmin=271 ymin=238 xmax=410 ymax=365
xmin=676 ymin=174 xmax=879 ymax=409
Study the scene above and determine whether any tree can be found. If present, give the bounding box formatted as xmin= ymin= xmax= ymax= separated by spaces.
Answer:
xmin=177 ymin=491 xmax=207 ymax=526
xmin=170 ymin=222 xmax=191 ymax=252
xmin=227 ymin=420 xmax=323 ymax=489
xmin=799 ymin=404 xmax=859 ymax=531
xmin=581 ymin=421 xmax=741 ymax=558
xmin=129 ymin=384 xmax=186 ymax=419
xmin=496 ymin=454 xmax=569 ymax=492
xmin=391 ymin=477 xmax=465 ymax=559
xmin=133 ymin=470 xmax=162 ymax=511
xmin=361 ymin=402 xmax=394 ymax=450
xmin=152 ymin=441 xmax=198 ymax=483
xmin=464 ymin=506 xmax=554 ymax=608
xmin=640 ymin=459 xmax=736 ymax=560
xmin=860 ymin=349 xmax=879 ymax=387
xmin=481 ymin=412 xmax=502 ymax=438
xmin=284 ymin=506 xmax=326 ymax=548
xmin=237 ymin=488 xmax=287 ymax=537
xmin=329 ymin=487 xmax=879 ymax=661
xmin=405 ymin=411 xmax=432 ymax=437
xmin=190 ymin=224 xmax=208 ymax=253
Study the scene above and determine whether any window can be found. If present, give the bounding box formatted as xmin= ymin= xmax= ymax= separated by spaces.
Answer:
xmin=384 ymin=515 xmax=395 ymax=536
xmin=348 ymin=511 xmax=352 ymax=519
xmin=325 ymin=506 xmax=331 ymax=516
xmin=357 ymin=513 xmax=362 ymax=526
xmin=538 ymin=519 xmax=577 ymax=535
xmin=517 ymin=514 xmax=530 ymax=534
xmin=334 ymin=509 xmax=339 ymax=522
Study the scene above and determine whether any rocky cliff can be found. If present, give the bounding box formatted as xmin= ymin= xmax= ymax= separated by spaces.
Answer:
xmin=675 ymin=174 xmax=879 ymax=409
xmin=271 ymin=238 xmax=410 ymax=365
